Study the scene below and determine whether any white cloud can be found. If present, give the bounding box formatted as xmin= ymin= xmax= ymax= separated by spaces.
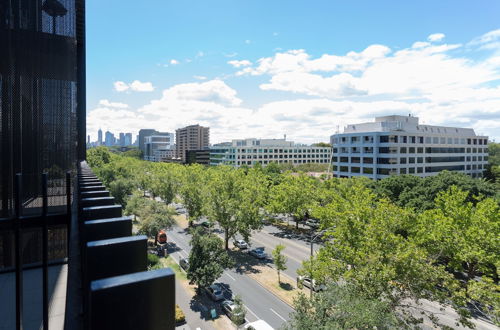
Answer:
xmin=99 ymin=99 xmax=128 ymax=108
xmin=428 ymin=33 xmax=445 ymax=42
xmin=228 ymin=60 xmax=252 ymax=68
xmin=468 ymin=29 xmax=500 ymax=50
xmin=170 ymin=59 xmax=179 ymax=65
xmin=193 ymin=75 xmax=207 ymax=80
xmin=113 ymin=81 xmax=129 ymax=92
xmin=114 ymin=80 xmax=155 ymax=92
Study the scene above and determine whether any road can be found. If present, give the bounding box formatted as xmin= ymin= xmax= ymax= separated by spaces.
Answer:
xmin=167 ymin=225 xmax=294 ymax=329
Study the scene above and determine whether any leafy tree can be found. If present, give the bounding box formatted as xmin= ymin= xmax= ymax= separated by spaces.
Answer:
xmin=204 ymin=166 xmax=267 ymax=249
xmin=187 ymin=227 xmax=233 ymax=291
xmin=231 ymin=294 xmax=246 ymax=325
xmin=284 ymin=284 xmax=398 ymax=330
xmin=122 ymin=148 xmax=142 ymax=159
xmin=413 ymin=187 xmax=500 ymax=324
xmin=124 ymin=191 xmax=148 ymax=221
xmin=309 ymin=181 xmax=468 ymax=328
xmin=108 ymin=178 xmax=134 ymax=207
xmin=487 ymin=142 xmax=500 ymax=167
xmin=87 ymin=146 xmax=111 ymax=168
xmin=150 ymin=163 xmax=179 ymax=205
xmin=311 ymin=142 xmax=332 ymax=148
xmin=267 ymin=173 xmax=319 ymax=229
xmin=272 ymin=244 xmax=287 ymax=283
xmin=178 ymin=165 xmax=205 ymax=226
xmin=136 ymin=200 xmax=175 ymax=244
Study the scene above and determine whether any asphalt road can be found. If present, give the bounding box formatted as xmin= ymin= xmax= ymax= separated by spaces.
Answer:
xmin=167 ymin=225 xmax=295 ymax=329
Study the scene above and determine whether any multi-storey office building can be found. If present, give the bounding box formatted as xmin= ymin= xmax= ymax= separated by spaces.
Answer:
xmin=144 ymin=134 xmax=175 ymax=161
xmin=210 ymin=138 xmax=331 ymax=167
xmin=330 ymin=115 xmax=488 ymax=179
xmin=176 ymin=124 xmax=210 ymax=163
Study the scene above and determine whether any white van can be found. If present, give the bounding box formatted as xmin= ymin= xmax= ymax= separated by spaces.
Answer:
xmin=244 ymin=320 xmax=274 ymax=330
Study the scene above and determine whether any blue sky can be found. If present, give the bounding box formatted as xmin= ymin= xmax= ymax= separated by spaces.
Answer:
xmin=87 ymin=1 xmax=500 ymax=143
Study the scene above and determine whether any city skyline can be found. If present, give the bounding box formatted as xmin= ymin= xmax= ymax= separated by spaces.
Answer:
xmin=86 ymin=1 xmax=500 ymax=144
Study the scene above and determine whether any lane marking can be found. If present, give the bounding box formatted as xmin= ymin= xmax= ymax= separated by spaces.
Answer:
xmin=224 ymin=272 xmax=236 ymax=281
xmin=270 ymin=308 xmax=287 ymax=322
xmin=245 ymin=305 xmax=260 ymax=320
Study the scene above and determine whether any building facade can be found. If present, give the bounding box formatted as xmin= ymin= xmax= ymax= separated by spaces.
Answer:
xmin=210 ymin=138 xmax=331 ymax=167
xmin=176 ymin=124 xmax=210 ymax=163
xmin=144 ymin=134 xmax=175 ymax=161
xmin=330 ymin=115 xmax=488 ymax=179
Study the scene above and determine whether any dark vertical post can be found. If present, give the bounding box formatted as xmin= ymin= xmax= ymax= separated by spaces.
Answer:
xmin=66 ymin=171 xmax=71 ymax=254
xmin=76 ymin=0 xmax=86 ymax=161
xmin=14 ymin=173 xmax=23 ymax=330
xmin=42 ymin=173 xmax=49 ymax=330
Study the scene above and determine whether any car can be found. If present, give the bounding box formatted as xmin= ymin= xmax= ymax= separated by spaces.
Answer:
xmin=205 ymin=283 xmax=224 ymax=301
xmin=297 ymin=276 xmax=326 ymax=292
xmin=234 ymin=239 xmax=248 ymax=249
xmin=305 ymin=219 xmax=320 ymax=228
xmin=244 ymin=320 xmax=274 ymax=330
xmin=200 ymin=221 xmax=211 ymax=228
xmin=179 ymin=258 xmax=189 ymax=271
xmin=248 ymin=248 xmax=267 ymax=259
xmin=221 ymin=300 xmax=245 ymax=320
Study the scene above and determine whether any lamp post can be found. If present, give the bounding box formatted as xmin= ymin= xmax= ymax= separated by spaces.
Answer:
xmin=309 ymin=229 xmax=327 ymax=299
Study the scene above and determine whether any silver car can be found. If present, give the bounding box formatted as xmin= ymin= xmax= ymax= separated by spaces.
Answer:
xmin=234 ymin=239 xmax=248 ymax=249
xmin=205 ymin=283 xmax=224 ymax=301
xmin=249 ymin=248 xmax=267 ymax=259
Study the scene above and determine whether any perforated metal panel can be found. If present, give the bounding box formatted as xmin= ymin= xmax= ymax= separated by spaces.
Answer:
xmin=0 ymin=0 xmax=85 ymax=218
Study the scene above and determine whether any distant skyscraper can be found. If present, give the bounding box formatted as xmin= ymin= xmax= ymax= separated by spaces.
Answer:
xmin=98 ymin=128 xmax=103 ymax=146
xmin=105 ymin=131 xmax=115 ymax=146
xmin=125 ymin=133 xmax=132 ymax=146
xmin=119 ymin=132 xmax=125 ymax=146
xmin=88 ymin=135 xmax=90 ymax=144
xmin=176 ymin=124 xmax=210 ymax=162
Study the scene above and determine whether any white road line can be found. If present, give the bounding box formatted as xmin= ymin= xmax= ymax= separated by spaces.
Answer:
xmin=224 ymin=272 xmax=236 ymax=281
xmin=245 ymin=305 xmax=260 ymax=320
xmin=270 ymin=308 xmax=286 ymax=322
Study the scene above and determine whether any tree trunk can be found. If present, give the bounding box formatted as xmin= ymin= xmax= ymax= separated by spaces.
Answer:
xmin=225 ymin=227 xmax=229 ymax=250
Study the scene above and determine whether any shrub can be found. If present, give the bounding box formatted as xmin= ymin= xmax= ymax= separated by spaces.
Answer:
xmin=175 ymin=304 xmax=186 ymax=324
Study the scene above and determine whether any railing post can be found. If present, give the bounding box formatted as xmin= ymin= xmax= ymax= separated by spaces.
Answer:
xmin=66 ymin=171 xmax=71 ymax=254
xmin=42 ymin=173 xmax=49 ymax=330
xmin=14 ymin=173 xmax=23 ymax=330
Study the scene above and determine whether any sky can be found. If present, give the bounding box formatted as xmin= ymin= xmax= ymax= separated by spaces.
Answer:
xmin=86 ymin=0 xmax=500 ymax=144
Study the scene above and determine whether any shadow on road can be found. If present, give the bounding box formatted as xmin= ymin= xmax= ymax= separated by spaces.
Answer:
xmin=229 ymin=249 xmax=273 ymax=274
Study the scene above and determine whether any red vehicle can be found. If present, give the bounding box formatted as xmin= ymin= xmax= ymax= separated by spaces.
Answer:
xmin=157 ymin=230 xmax=167 ymax=245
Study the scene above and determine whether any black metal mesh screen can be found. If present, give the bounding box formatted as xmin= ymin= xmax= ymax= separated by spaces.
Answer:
xmin=0 ymin=0 xmax=84 ymax=218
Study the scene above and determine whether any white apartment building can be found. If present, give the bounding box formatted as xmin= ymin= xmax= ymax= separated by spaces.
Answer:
xmin=330 ymin=115 xmax=489 ymax=179
xmin=210 ymin=138 xmax=331 ymax=167
xmin=144 ymin=134 xmax=175 ymax=162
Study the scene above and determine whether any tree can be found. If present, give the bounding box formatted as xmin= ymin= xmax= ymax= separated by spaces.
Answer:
xmin=311 ymin=142 xmax=332 ymax=148
xmin=150 ymin=164 xmax=180 ymax=205
xmin=178 ymin=165 xmax=205 ymax=226
xmin=267 ymin=173 xmax=318 ymax=229
xmin=272 ymin=244 xmax=287 ymax=283
xmin=309 ymin=181 xmax=470 ymax=328
xmin=413 ymin=186 xmax=500 ymax=324
xmin=284 ymin=284 xmax=398 ymax=330
xmin=187 ymin=227 xmax=233 ymax=291
xmin=109 ymin=178 xmax=134 ymax=207
xmin=204 ymin=166 xmax=267 ymax=250
xmin=231 ymin=294 xmax=246 ymax=325
xmin=87 ymin=146 xmax=111 ymax=168
xmin=137 ymin=200 xmax=175 ymax=245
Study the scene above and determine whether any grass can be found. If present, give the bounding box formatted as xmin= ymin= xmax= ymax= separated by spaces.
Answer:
xmin=173 ymin=214 xmax=189 ymax=229
xmin=161 ymin=256 xmax=188 ymax=281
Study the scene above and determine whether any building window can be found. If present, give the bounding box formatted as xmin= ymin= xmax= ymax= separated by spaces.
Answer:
xmin=418 ymin=137 xmax=424 ymax=144
xmin=379 ymin=147 xmax=398 ymax=154
xmin=351 ymin=167 xmax=361 ymax=173
xmin=389 ymin=135 xmax=398 ymax=143
xmin=409 ymin=157 xmax=415 ymax=164
xmin=417 ymin=147 xmax=423 ymax=153
xmin=417 ymin=167 xmax=423 ymax=173
xmin=363 ymin=136 xmax=374 ymax=143
xmin=425 ymin=137 xmax=432 ymax=144
xmin=400 ymin=147 xmax=407 ymax=153
xmin=380 ymin=136 xmax=389 ymax=143
xmin=351 ymin=136 xmax=360 ymax=143
xmin=352 ymin=147 xmax=360 ymax=153
xmin=400 ymin=168 xmax=407 ymax=174
xmin=377 ymin=158 xmax=398 ymax=164
xmin=363 ymin=157 xmax=373 ymax=164
xmin=417 ymin=157 xmax=423 ymax=163
xmin=409 ymin=168 xmax=415 ymax=174
xmin=351 ymin=157 xmax=361 ymax=163
xmin=440 ymin=137 xmax=446 ymax=144
xmin=402 ymin=136 xmax=408 ymax=143
xmin=400 ymin=158 xmax=407 ymax=164
xmin=364 ymin=147 xmax=373 ymax=153
xmin=408 ymin=147 xmax=415 ymax=153
xmin=363 ymin=167 xmax=373 ymax=174
xmin=340 ymin=157 xmax=349 ymax=162
xmin=340 ymin=166 xmax=349 ymax=172
xmin=410 ymin=136 xmax=416 ymax=143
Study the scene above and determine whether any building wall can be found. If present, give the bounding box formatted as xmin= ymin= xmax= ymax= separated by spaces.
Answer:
xmin=330 ymin=116 xmax=488 ymax=179
xmin=175 ymin=125 xmax=210 ymax=163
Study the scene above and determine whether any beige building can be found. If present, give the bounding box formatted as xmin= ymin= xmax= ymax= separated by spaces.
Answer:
xmin=176 ymin=124 xmax=210 ymax=162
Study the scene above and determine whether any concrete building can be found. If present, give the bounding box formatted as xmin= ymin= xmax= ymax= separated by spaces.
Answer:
xmin=125 ymin=133 xmax=132 ymax=146
xmin=98 ymin=128 xmax=103 ymax=146
xmin=176 ymin=124 xmax=210 ymax=162
xmin=144 ymin=134 xmax=175 ymax=161
xmin=330 ymin=115 xmax=488 ymax=179
xmin=104 ymin=131 xmax=116 ymax=146
xmin=210 ymin=138 xmax=331 ymax=167
xmin=138 ymin=129 xmax=158 ymax=155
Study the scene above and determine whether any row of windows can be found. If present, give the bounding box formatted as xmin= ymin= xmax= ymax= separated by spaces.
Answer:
xmin=235 ymin=148 xmax=329 ymax=153
xmin=335 ymin=147 xmax=488 ymax=154
xmin=232 ymin=159 xmax=328 ymax=166
xmin=335 ymin=135 xmax=488 ymax=145
xmin=334 ymin=156 xmax=487 ymax=164
xmin=334 ymin=164 xmax=483 ymax=174
xmin=236 ymin=154 xmax=329 ymax=160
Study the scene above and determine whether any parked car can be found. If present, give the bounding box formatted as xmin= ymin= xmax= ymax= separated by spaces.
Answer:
xmin=305 ymin=219 xmax=320 ymax=229
xmin=221 ymin=300 xmax=245 ymax=320
xmin=297 ymin=276 xmax=326 ymax=292
xmin=249 ymin=248 xmax=267 ymax=259
xmin=234 ymin=239 xmax=248 ymax=249
xmin=205 ymin=283 xmax=224 ymax=301
xmin=244 ymin=320 xmax=274 ymax=330
xmin=200 ymin=220 xmax=211 ymax=228
xmin=179 ymin=258 xmax=189 ymax=271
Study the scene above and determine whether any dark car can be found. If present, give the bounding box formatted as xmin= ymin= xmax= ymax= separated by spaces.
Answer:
xmin=179 ymin=258 xmax=189 ymax=271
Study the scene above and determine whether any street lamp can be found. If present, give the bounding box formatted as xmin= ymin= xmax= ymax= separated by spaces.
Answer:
xmin=309 ymin=229 xmax=327 ymax=299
